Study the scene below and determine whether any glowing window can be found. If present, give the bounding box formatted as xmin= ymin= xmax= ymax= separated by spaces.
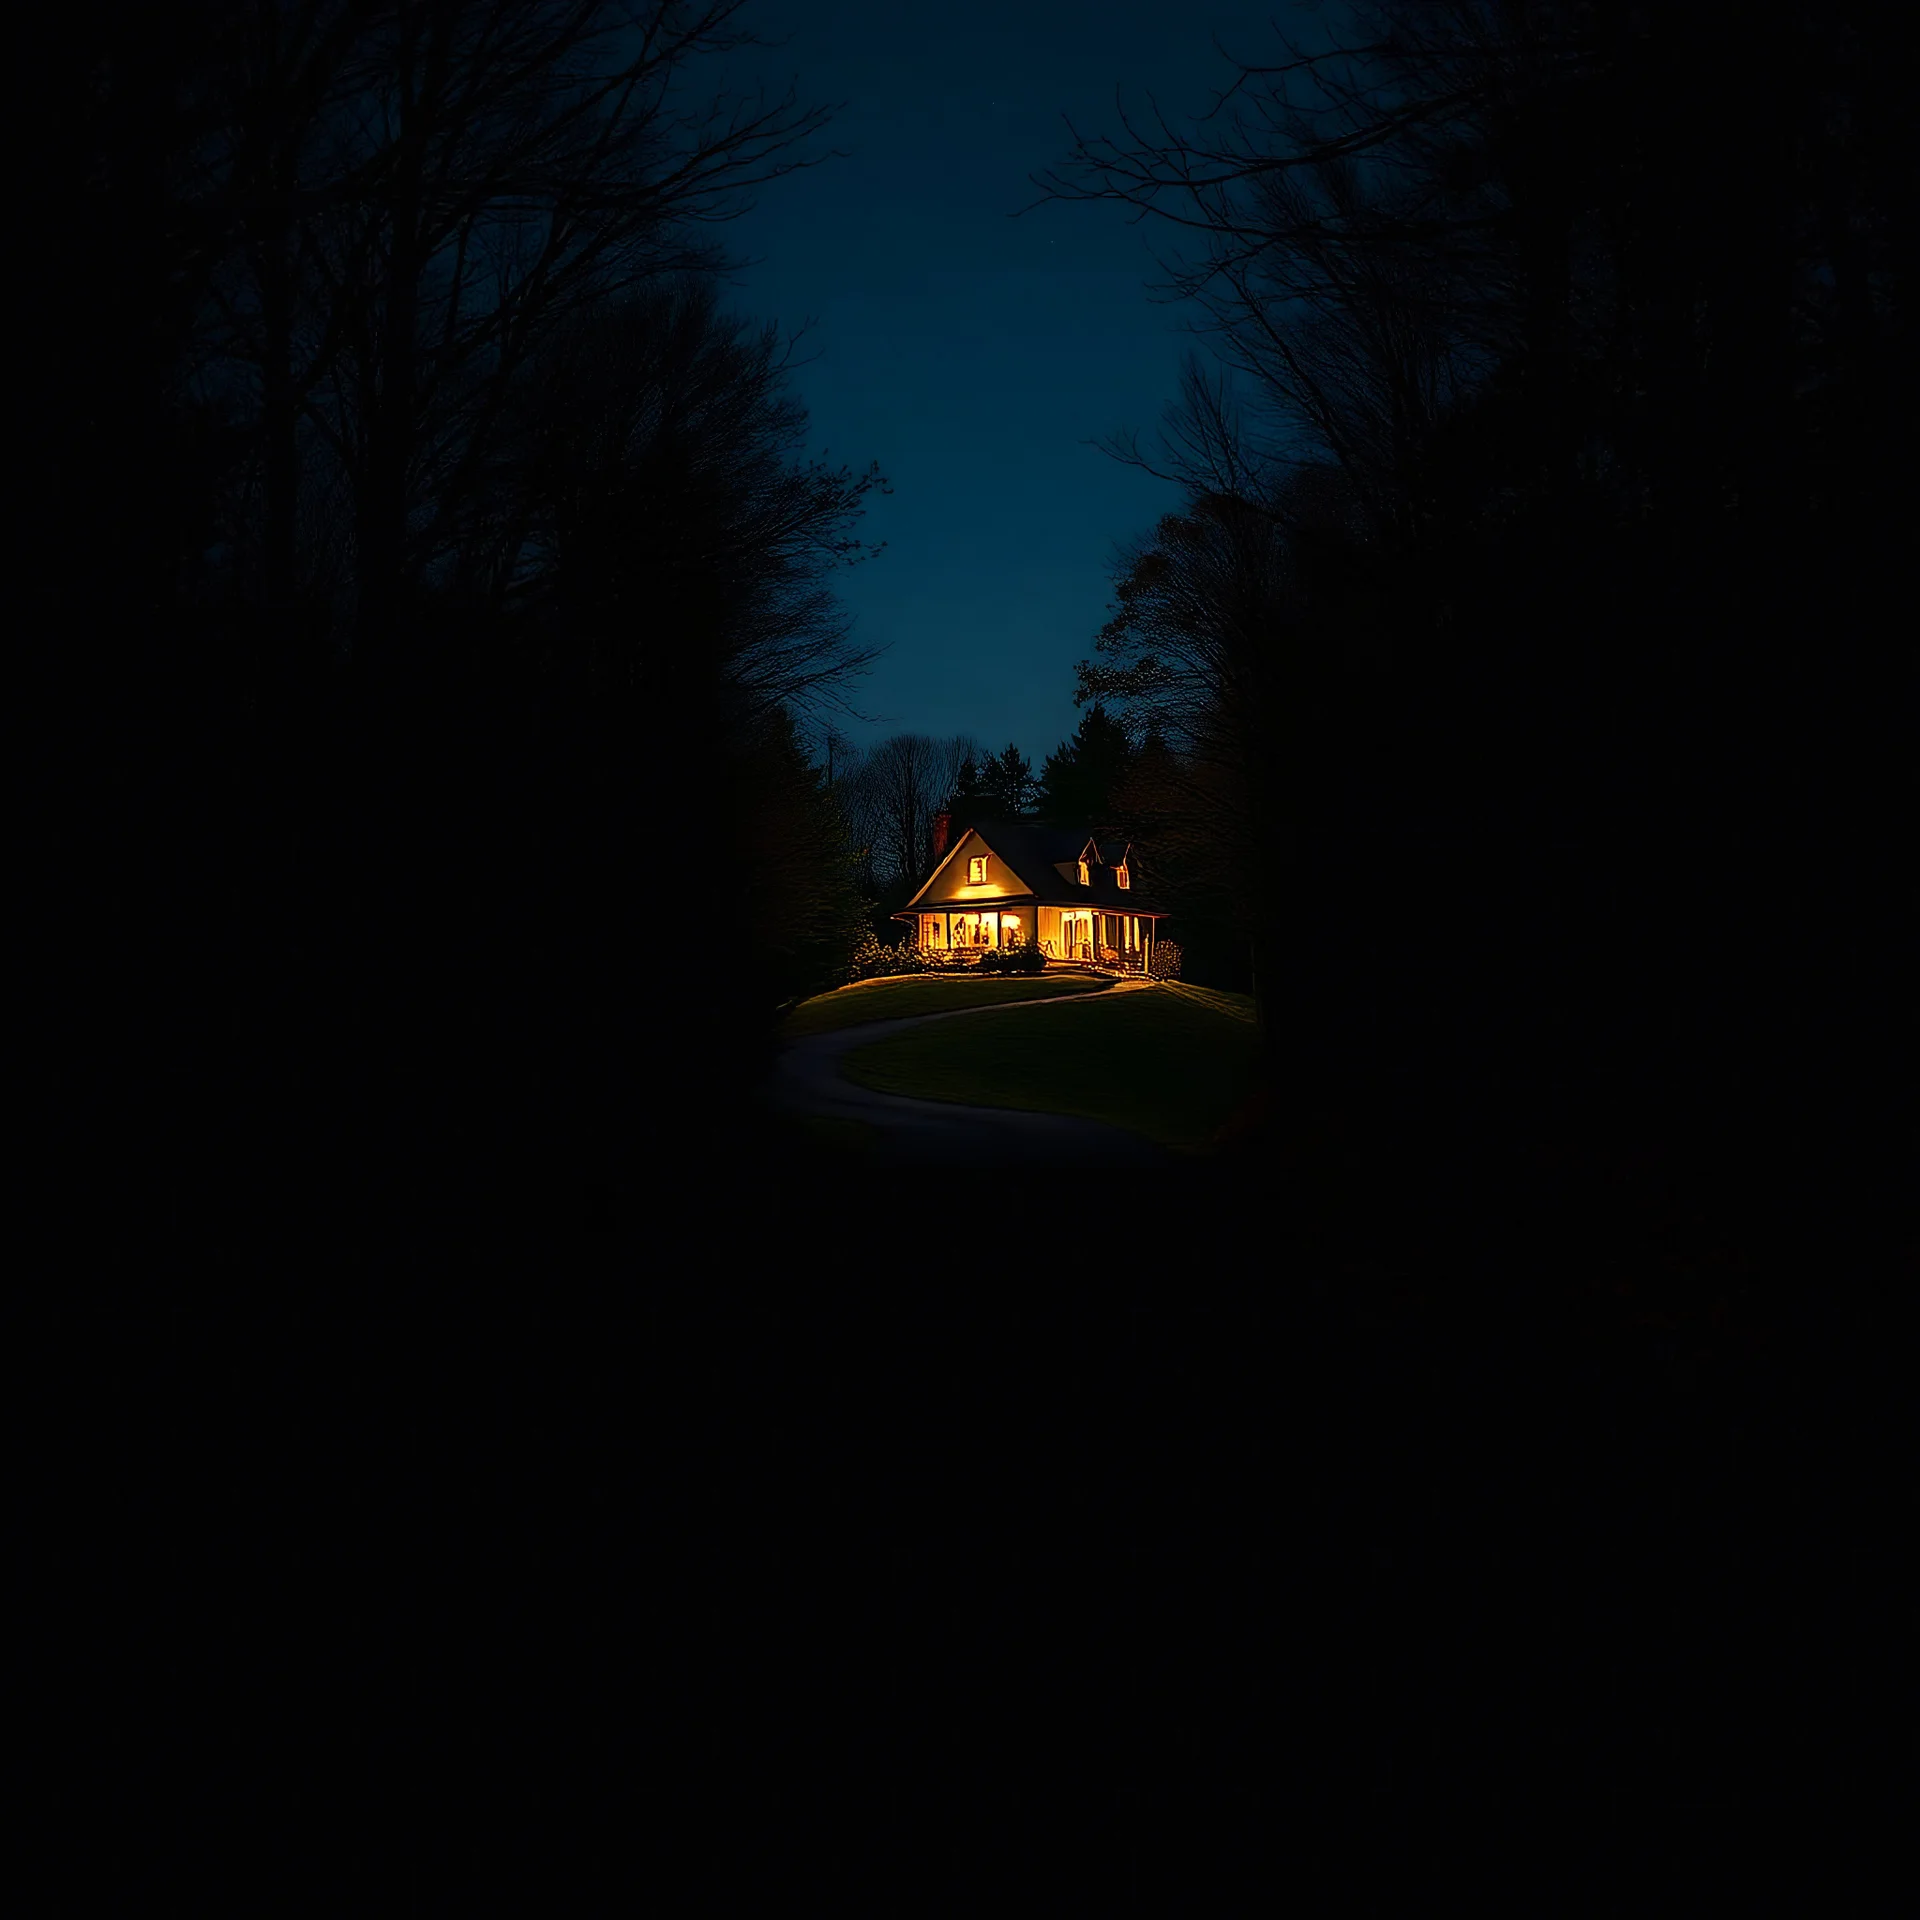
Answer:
xmin=1077 ymin=860 xmax=1090 ymax=886
xmin=968 ymin=856 xmax=988 ymax=884
xmin=1117 ymin=866 xmax=1130 ymax=890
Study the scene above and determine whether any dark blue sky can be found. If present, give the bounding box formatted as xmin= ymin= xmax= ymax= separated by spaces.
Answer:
xmin=718 ymin=0 xmax=1304 ymax=769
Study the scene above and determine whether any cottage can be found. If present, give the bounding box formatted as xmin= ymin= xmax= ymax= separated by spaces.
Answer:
xmin=894 ymin=822 xmax=1167 ymax=969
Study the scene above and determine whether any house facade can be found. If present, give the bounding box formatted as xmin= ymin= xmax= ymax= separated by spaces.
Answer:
xmin=894 ymin=822 xmax=1167 ymax=968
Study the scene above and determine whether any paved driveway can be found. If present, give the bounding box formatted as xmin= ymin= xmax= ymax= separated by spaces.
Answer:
xmin=764 ymin=987 xmax=1168 ymax=1165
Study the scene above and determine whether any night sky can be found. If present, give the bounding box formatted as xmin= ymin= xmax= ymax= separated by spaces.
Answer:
xmin=720 ymin=0 xmax=1302 ymax=766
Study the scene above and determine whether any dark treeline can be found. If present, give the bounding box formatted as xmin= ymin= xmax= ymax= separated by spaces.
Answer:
xmin=1041 ymin=0 xmax=1912 ymax=1303
xmin=823 ymin=715 xmax=1135 ymax=931
xmin=27 ymin=0 xmax=881 ymax=1239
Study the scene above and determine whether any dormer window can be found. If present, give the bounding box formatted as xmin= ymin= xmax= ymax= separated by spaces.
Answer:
xmin=1117 ymin=865 xmax=1130 ymax=890
xmin=968 ymin=855 xmax=989 ymax=884
xmin=1077 ymin=860 xmax=1090 ymax=886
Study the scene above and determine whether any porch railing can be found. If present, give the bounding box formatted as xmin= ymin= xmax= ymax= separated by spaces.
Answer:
xmin=915 ymin=938 xmax=1148 ymax=975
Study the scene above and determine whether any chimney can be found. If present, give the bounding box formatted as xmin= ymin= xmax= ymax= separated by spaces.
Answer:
xmin=931 ymin=811 xmax=951 ymax=860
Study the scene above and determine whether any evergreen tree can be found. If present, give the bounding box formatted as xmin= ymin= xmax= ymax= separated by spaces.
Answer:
xmin=743 ymin=706 xmax=872 ymax=1006
xmin=980 ymin=744 xmax=1040 ymax=816
xmin=1037 ymin=703 xmax=1134 ymax=829
xmin=945 ymin=753 xmax=996 ymax=836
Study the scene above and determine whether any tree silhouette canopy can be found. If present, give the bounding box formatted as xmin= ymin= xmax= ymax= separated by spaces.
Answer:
xmin=26 ymin=0 xmax=885 ymax=1233
xmin=1039 ymin=0 xmax=1910 ymax=1265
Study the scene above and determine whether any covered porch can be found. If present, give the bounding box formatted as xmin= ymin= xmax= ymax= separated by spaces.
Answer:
xmin=912 ymin=904 xmax=1158 ymax=969
xmin=913 ymin=906 xmax=1027 ymax=953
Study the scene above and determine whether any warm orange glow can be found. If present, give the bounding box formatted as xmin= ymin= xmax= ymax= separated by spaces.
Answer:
xmin=1054 ymin=909 xmax=1094 ymax=960
xmin=904 ymin=896 xmax=1161 ymax=964
xmin=947 ymin=911 xmax=1008 ymax=948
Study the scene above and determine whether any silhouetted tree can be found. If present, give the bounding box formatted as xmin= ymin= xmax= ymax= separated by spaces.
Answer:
xmin=840 ymin=733 xmax=978 ymax=890
xmin=978 ymin=744 xmax=1040 ymax=817
xmin=943 ymin=752 xmax=996 ymax=838
xmin=26 ymin=0 xmax=879 ymax=1235
xmin=1041 ymin=0 xmax=1915 ymax=1272
xmin=1037 ymin=704 xmax=1133 ymax=831
xmin=170 ymin=0 xmax=840 ymax=661
xmin=734 ymin=706 xmax=873 ymax=1007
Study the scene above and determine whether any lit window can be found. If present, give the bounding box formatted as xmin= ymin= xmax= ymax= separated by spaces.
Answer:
xmin=1117 ymin=866 xmax=1130 ymax=890
xmin=968 ymin=856 xmax=988 ymax=884
xmin=1077 ymin=860 xmax=1089 ymax=886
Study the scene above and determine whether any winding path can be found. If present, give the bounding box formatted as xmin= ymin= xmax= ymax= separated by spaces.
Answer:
xmin=764 ymin=983 xmax=1168 ymax=1165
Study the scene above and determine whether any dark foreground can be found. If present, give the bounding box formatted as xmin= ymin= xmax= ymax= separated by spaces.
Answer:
xmin=39 ymin=1111 xmax=1904 ymax=1903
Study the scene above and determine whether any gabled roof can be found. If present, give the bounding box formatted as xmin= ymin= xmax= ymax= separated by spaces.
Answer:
xmin=981 ymin=821 xmax=1103 ymax=894
xmin=901 ymin=820 xmax=1161 ymax=914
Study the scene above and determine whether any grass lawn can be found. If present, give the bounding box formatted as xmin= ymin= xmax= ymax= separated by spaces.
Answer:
xmin=781 ymin=970 xmax=1113 ymax=1038
xmin=838 ymin=982 xmax=1263 ymax=1152
xmin=1158 ymin=980 xmax=1258 ymax=1024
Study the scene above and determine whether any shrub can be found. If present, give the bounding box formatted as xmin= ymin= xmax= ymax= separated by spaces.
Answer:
xmin=972 ymin=937 xmax=1046 ymax=975
xmin=845 ymin=930 xmax=928 ymax=983
xmin=1147 ymin=940 xmax=1183 ymax=981
xmin=846 ymin=932 xmax=990 ymax=982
